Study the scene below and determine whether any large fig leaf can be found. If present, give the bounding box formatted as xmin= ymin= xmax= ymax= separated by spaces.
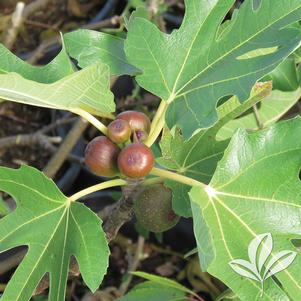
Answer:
xmin=217 ymin=88 xmax=301 ymax=140
xmin=0 ymin=166 xmax=109 ymax=301
xmin=0 ymin=40 xmax=74 ymax=83
xmin=157 ymin=82 xmax=272 ymax=217
xmin=190 ymin=118 xmax=301 ymax=300
xmin=0 ymin=63 xmax=115 ymax=117
xmin=125 ymin=0 xmax=301 ymax=138
xmin=64 ymin=29 xmax=139 ymax=76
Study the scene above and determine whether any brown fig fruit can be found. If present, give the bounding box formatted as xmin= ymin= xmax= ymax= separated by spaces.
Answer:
xmin=85 ymin=136 xmax=120 ymax=177
xmin=107 ymin=119 xmax=131 ymax=144
xmin=117 ymin=143 xmax=154 ymax=178
xmin=117 ymin=111 xmax=151 ymax=134
xmin=134 ymin=184 xmax=180 ymax=233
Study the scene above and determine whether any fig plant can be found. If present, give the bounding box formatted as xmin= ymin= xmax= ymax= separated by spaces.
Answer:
xmin=0 ymin=0 xmax=301 ymax=300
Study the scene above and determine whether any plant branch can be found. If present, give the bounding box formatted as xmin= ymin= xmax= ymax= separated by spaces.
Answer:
xmin=150 ymin=167 xmax=206 ymax=188
xmin=119 ymin=235 xmax=145 ymax=295
xmin=3 ymin=1 xmax=25 ymax=49
xmin=103 ymin=179 xmax=144 ymax=241
xmin=253 ymin=104 xmax=264 ymax=129
xmin=69 ymin=179 xmax=127 ymax=202
xmin=43 ymin=118 xmax=88 ymax=178
xmin=0 ymin=133 xmax=60 ymax=150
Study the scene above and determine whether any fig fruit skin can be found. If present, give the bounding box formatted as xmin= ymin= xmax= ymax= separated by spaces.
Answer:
xmin=134 ymin=184 xmax=180 ymax=233
xmin=117 ymin=111 xmax=151 ymax=134
xmin=133 ymin=129 xmax=148 ymax=143
xmin=107 ymin=119 xmax=131 ymax=144
xmin=85 ymin=136 xmax=120 ymax=177
xmin=117 ymin=143 xmax=154 ymax=178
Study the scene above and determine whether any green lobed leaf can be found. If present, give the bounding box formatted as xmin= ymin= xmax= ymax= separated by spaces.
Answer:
xmin=190 ymin=117 xmax=301 ymax=300
xmin=157 ymin=82 xmax=272 ymax=217
xmin=0 ymin=63 xmax=115 ymax=117
xmin=0 ymin=38 xmax=74 ymax=83
xmin=131 ymin=272 xmax=195 ymax=296
xmin=0 ymin=166 xmax=109 ymax=301
xmin=264 ymin=58 xmax=300 ymax=91
xmin=125 ymin=0 xmax=301 ymax=138
xmin=64 ymin=29 xmax=139 ymax=76
xmin=217 ymin=88 xmax=301 ymax=140
xmin=116 ymin=281 xmax=187 ymax=301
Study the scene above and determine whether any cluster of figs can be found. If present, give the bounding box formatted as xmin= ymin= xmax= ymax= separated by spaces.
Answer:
xmin=85 ymin=110 xmax=179 ymax=233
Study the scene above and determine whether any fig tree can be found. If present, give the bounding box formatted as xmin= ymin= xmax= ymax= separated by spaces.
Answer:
xmin=85 ymin=136 xmax=120 ymax=177
xmin=117 ymin=143 xmax=154 ymax=178
xmin=134 ymin=184 xmax=180 ymax=233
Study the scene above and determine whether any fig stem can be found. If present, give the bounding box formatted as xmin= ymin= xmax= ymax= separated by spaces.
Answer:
xmin=71 ymin=108 xmax=113 ymax=135
xmin=145 ymin=100 xmax=169 ymax=147
xmin=150 ymin=167 xmax=206 ymax=188
xmin=69 ymin=179 xmax=127 ymax=202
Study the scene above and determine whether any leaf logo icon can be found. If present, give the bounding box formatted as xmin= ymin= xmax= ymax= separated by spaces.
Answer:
xmin=229 ymin=233 xmax=296 ymax=297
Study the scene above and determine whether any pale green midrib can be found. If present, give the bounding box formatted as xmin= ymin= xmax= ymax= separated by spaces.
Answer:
xmin=215 ymin=146 xmax=301 ymax=189
xmin=139 ymin=31 xmax=171 ymax=94
xmin=169 ymin=0 xmax=218 ymax=97
xmin=173 ymin=4 xmax=301 ymax=98
xmin=175 ymin=63 xmax=284 ymax=99
xmin=214 ymin=195 xmax=301 ymax=293
xmin=0 ymin=205 xmax=65 ymax=244
xmin=186 ymin=169 xmax=212 ymax=177
xmin=184 ymin=151 xmax=224 ymax=170
xmin=12 ymin=206 xmax=69 ymax=301
xmin=183 ymin=95 xmax=201 ymax=126
xmin=70 ymin=210 xmax=95 ymax=280
xmin=217 ymin=191 xmax=301 ymax=209
xmin=55 ymin=207 xmax=70 ymax=301
xmin=182 ymin=131 xmax=206 ymax=167
xmin=70 ymin=210 xmax=91 ymax=258
xmin=209 ymin=197 xmax=274 ymax=300
xmin=0 ymin=179 xmax=64 ymax=204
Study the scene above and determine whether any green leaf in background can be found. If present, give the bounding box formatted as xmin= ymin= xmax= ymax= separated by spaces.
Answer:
xmin=217 ymin=88 xmax=301 ymax=140
xmin=157 ymin=82 xmax=272 ymax=217
xmin=0 ymin=38 xmax=74 ymax=83
xmin=131 ymin=272 xmax=195 ymax=296
xmin=116 ymin=281 xmax=187 ymax=301
xmin=0 ymin=63 xmax=115 ymax=117
xmin=64 ymin=29 xmax=139 ymax=76
xmin=0 ymin=196 xmax=9 ymax=216
xmin=0 ymin=165 xmax=109 ymax=301
xmin=125 ymin=0 xmax=301 ymax=138
xmin=216 ymin=289 xmax=239 ymax=301
xmin=264 ymin=58 xmax=300 ymax=91
xmin=190 ymin=117 xmax=301 ymax=300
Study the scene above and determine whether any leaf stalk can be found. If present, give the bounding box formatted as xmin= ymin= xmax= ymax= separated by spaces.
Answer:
xmin=145 ymin=100 xmax=169 ymax=146
xmin=150 ymin=167 xmax=206 ymax=188
xmin=69 ymin=179 xmax=127 ymax=202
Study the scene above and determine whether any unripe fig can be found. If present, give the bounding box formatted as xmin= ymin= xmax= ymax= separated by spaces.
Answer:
xmin=107 ymin=119 xmax=131 ymax=143
xmin=134 ymin=184 xmax=180 ymax=233
xmin=117 ymin=111 xmax=151 ymax=134
xmin=85 ymin=136 xmax=120 ymax=177
xmin=117 ymin=143 xmax=154 ymax=178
